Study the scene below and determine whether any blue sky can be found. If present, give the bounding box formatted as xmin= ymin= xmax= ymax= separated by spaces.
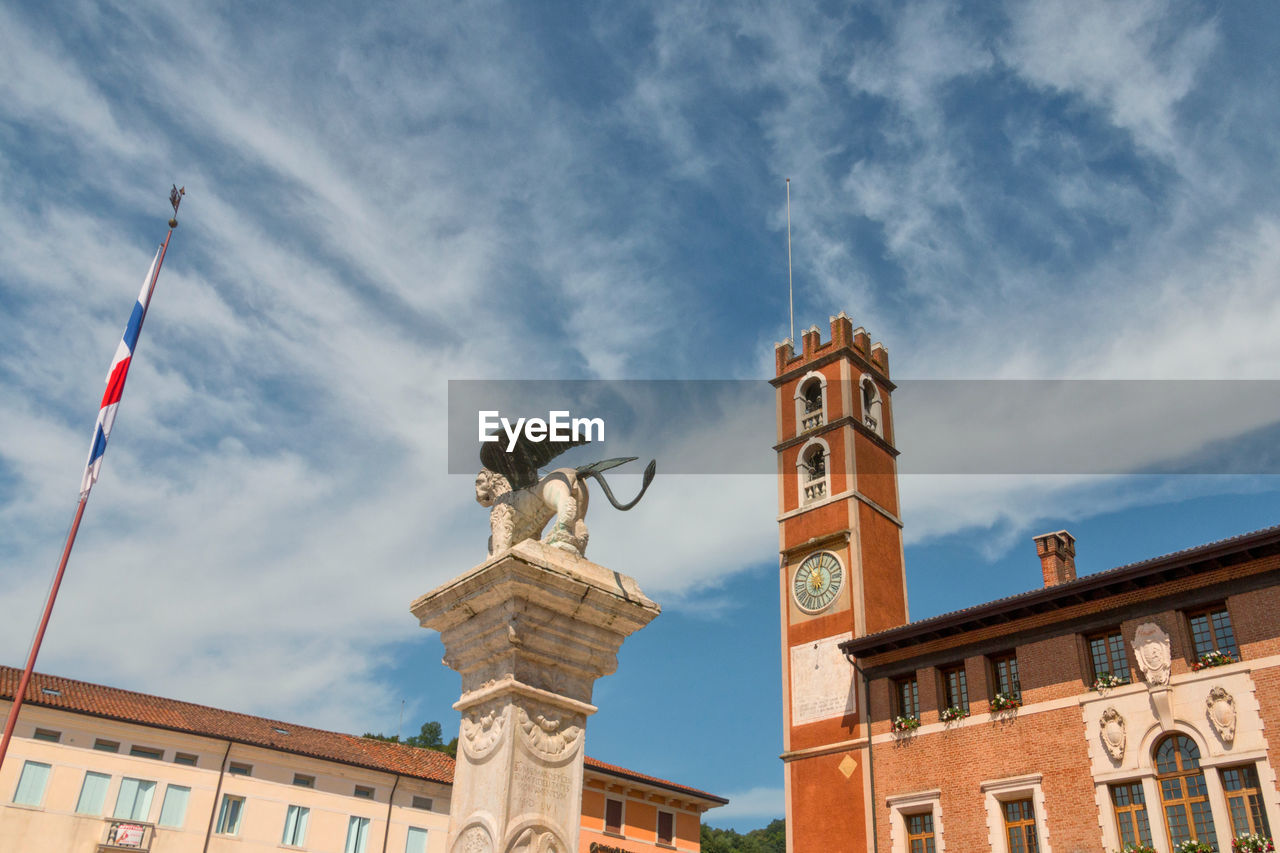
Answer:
xmin=4 ymin=0 xmax=1280 ymax=832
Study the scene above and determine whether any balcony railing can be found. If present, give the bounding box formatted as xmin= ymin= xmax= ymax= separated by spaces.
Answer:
xmin=98 ymin=819 xmax=154 ymax=852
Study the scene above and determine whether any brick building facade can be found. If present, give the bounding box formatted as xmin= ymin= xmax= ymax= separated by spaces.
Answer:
xmin=842 ymin=526 xmax=1280 ymax=852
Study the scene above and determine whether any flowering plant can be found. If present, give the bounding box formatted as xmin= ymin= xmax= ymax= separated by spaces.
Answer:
xmin=1173 ymin=841 xmax=1214 ymax=853
xmin=891 ymin=715 xmax=920 ymax=733
xmin=990 ymin=692 xmax=1021 ymax=712
xmin=1233 ymin=834 xmax=1276 ymax=852
xmin=1114 ymin=844 xmax=1156 ymax=853
xmin=939 ymin=705 xmax=968 ymax=722
xmin=1093 ymin=672 xmax=1128 ymax=690
xmin=1192 ymin=650 xmax=1236 ymax=671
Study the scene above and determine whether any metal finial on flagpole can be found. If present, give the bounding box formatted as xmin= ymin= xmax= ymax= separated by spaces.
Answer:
xmin=786 ymin=178 xmax=794 ymax=345
xmin=169 ymin=185 xmax=185 ymax=228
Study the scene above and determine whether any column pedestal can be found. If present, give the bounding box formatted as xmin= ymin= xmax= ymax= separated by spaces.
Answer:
xmin=411 ymin=540 xmax=659 ymax=853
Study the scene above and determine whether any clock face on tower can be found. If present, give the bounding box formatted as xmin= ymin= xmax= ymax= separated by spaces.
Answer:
xmin=792 ymin=551 xmax=844 ymax=614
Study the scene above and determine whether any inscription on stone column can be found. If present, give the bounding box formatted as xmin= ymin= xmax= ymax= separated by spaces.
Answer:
xmin=512 ymin=759 xmax=572 ymax=805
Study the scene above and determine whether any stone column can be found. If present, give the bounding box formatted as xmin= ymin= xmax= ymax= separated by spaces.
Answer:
xmin=411 ymin=540 xmax=660 ymax=853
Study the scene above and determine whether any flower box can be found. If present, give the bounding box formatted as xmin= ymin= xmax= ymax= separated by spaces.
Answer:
xmin=1093 ymin=672 xmax=1128 ymax=690
xmin=990 ymin=692 xmax=1021 ymax=712
xmin=1192 ymin=650 xmax=1236 ymax=671
xmin=891 ymin=715 xmax=920 ymax=733
xmin=939 ymin=705 xmax=968 ymax=723
xmin=1233 ymin=834 xmax=1276 ymax=853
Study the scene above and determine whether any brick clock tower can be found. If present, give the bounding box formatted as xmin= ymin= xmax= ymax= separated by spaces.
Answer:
xmin=772 ymin=312 xmax=908 ymax=853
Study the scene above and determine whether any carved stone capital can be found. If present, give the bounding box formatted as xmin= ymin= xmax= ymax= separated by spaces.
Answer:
xmin=517 ymin=702 xmax=584 ymax=764
xmin=460 ymin=698 xmax=509 ymax=762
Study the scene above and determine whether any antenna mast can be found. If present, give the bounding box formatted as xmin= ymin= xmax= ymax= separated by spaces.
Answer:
xmin=786 ymin=178 xmax=794 ymax=344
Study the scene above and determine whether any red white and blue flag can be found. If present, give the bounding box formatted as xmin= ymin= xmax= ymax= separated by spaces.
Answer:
xmin=79 ymin=247 xmax=163 ymax=498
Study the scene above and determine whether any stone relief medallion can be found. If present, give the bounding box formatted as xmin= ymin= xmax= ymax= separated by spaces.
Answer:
xmin=506 ymin=826 xmax=564 ymax=853
xmin=453 ymin=824 xmax=494 ymax=853
xmin=461 ymin=699 xmax=508 ymax=761
xmin=1206 ymin=686 xmax=1237 ymax=743
xmin=1099 ymin=707 xmax=1127 ymax=762
xmin=1132 ymin=623 xmax=1172 ymax=686
xmin=516 ymin=702 xmax=584 ymax=763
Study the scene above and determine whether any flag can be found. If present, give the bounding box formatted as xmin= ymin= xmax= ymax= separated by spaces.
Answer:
xmin=79 ymin=247 xmax=162 ymax=498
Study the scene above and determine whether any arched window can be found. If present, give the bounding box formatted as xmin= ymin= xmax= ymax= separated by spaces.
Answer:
xmin=861 ymin=376 xmax=883 ymax=438
xmin=1154 ymin=734 xmax=1217 ymax=846
xmin=797 ymin=441 xmax=829 ymax=504
xmin=795 ymin=374 xmax=826 ymax=434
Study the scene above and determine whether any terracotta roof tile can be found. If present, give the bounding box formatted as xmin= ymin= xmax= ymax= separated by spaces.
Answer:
xmin=0 ymin=667 xmax=724 ymax=804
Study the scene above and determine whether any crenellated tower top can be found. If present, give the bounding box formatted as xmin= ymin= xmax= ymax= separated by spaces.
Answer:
xmin=774 ymin=310 xmax=890 ymax=379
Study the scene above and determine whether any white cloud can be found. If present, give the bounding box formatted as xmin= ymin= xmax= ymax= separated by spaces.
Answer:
xmin=709 ymin=786 xmax=783 ymax=825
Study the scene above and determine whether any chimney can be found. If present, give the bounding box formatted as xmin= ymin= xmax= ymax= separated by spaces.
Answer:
xmin=1034 ymin=530 xmax=1076 ymax=587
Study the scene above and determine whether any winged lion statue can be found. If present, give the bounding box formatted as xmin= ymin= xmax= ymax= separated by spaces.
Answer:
xmin=475 ymin=432 xmax=656 ymax=557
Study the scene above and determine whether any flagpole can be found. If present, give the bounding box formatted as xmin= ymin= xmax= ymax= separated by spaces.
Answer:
xmin=0 ymin=190 xmax=182 ymax=775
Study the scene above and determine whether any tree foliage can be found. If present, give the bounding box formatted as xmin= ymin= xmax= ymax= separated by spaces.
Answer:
xmin=700 ymin=819 xmax=785 ymax=853
xmin=363 ymin=721 xmax=458 ymax=758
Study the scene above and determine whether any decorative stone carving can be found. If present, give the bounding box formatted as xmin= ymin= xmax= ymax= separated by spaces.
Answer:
xmin=1132 ymin=622 xmax=1171 ymax=686
xmin=460 ymin=699 xmax=508 ymax=761
xmin=507 ymin=826 xmax=564 ymax=853
xmin=1206 ymin=686 xmax=1237 ymax=743
xmin=413 ymin=541 xmax=660 ymax=853
xmin=476 ymin=431 xmax=656 ymax=557
xmin=455 ymin=825 xmax=494 ymax=853
xmin=517 ymin=703 xmax=583 ymax=763
xmin=1099 ymin=707 xmax=1127 ymax=761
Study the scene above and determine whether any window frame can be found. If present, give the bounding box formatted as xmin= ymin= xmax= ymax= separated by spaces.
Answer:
xmin=657 ymin=809 xmax=675 ymax=847
xmin=282 ymin=804 xmax=311 ymax=847
xmin=129 ymin=745 xmax=163 ymax=760
xmin=173 ymin=752 xmax=198 ymax=767
xmin=32 ymin=728 xmax=61 ymax=743
xmin=12 ymin=760 xmax=52 ymax=807
xmin=980 ymin=774 xmax=1048 ymax=853
xmin=345 ymin=815 xmax=372 ymax=853
xmin=893 ymin=673 xmax=920 ymax=721
xmin=76 ymin=771 xmax=112 ymax=815
xmin=405 ymin=826 xmax=430 ymax=853
xmin=1221 ymin=764 xmax=1272 ymax=838
xmin=94 ymin=738 xmax=120 ymax=753
xmin=158 ymin=784 xmax=191 ymax=828
xmin=227 ymin=761 xmax=253 ymax=777
xmin=293 ymin=773 xmax=315 ymax=788
xmin=354 ymin=784 xmax=376 ymax=799
xmin=1185 ymin=604 xmax=1239 ymax=660
xmin=1085 ymin=630 xmax=1128 ymax=685
xmin=886 ymin=789 xmax=944 ymax=853
xmin=411 ymin=795 xmax=433 ymax=811
xmin=989 ymin=651 xmax=1021 ymax=702
xmin=1108 ymin=781 xmax=1153 ymax=849
xmin=1153 ymin=733 xmax=1217 ymax=846
xmin=1001 ymin=798 xmax=1039 ymax=853
xmin=216 ymin=793 xmax=245 ymax=835
xmin=113 ymin=776 xmax=157 ymax=822
xmin=604 ymin=796 xmax=625 ymax=836
xmin=939 ymin=664 xmax=969 ymax=715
